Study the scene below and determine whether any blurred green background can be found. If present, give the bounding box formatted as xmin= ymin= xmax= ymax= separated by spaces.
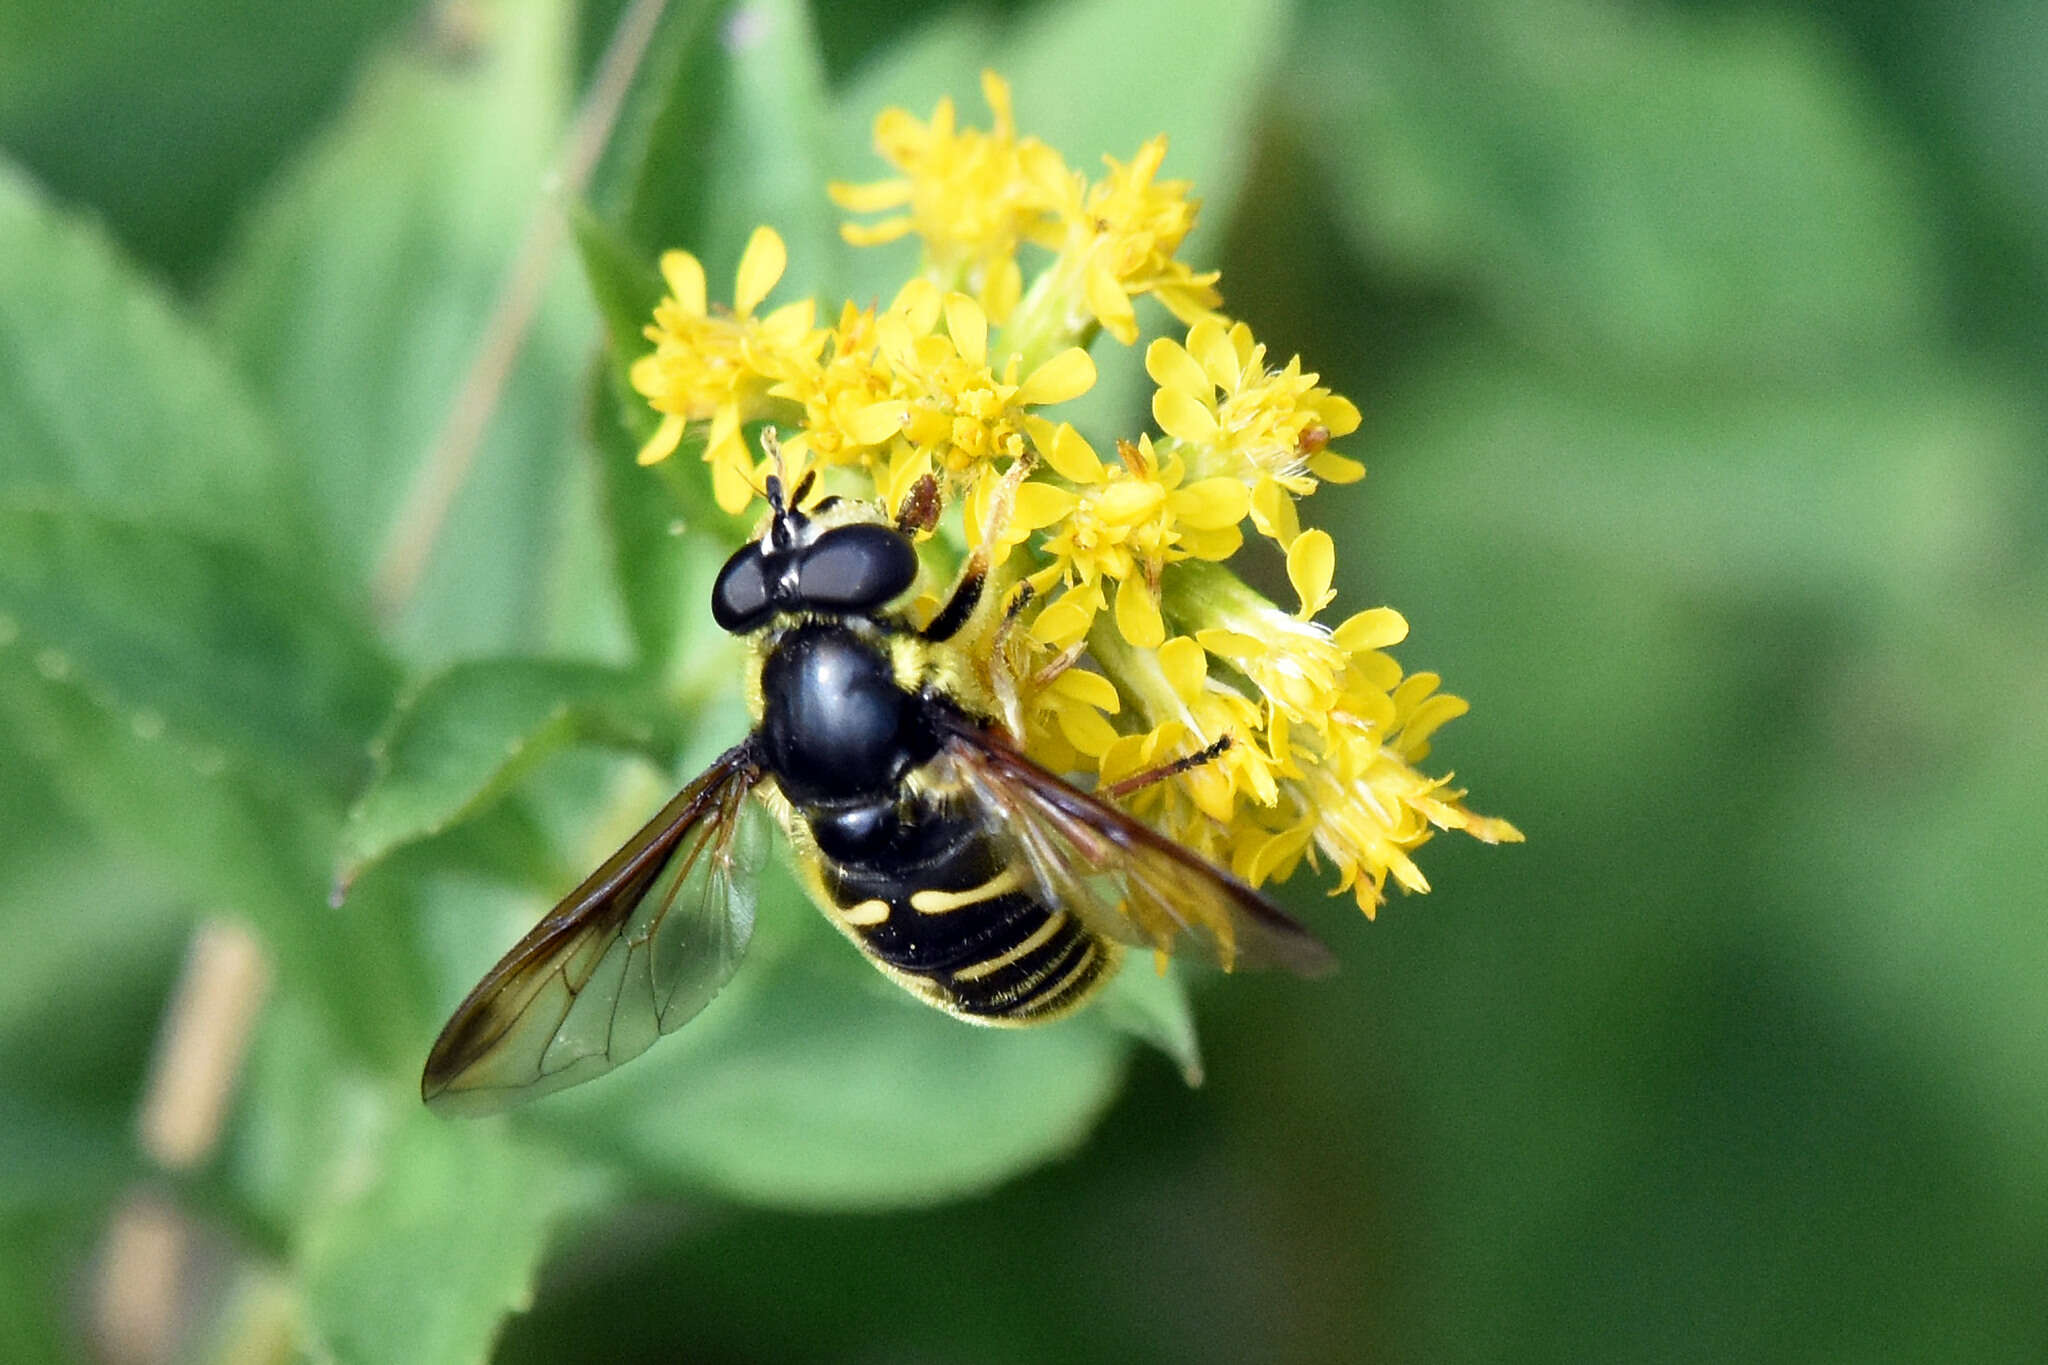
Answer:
xmin=4 ymin=0 xmax=2045 ymax=1361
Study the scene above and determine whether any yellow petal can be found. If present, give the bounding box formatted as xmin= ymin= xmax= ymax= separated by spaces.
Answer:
xmin=1031 ymin=590 xmax=1098 ymax=647
xmin=1251 ymin=477 xmax=1300 ymax=546
xmin=1187 ymin=765 xmax=1237 ymax=825
xmin=903 ymin=405 xmax=951 ymax=446
xmin=908 ymin=333 xmax=953 ymax=371
xmin=979 ymin=69 xmax=1014 ymax=131
xmin=985 ymin=255 xmax=1023 ymax=324
xmin=1114 ymin=578 xmax=1166 ymax=648
xmin=1053 ymin=698 xmax=1121 ymax=757
xmin=1170 ymin=477 xmax=1250 ymax=529
xmin=636 ymin=412 xmax=685 ymax=466
xmin=1286 ymin=530 xmax=1336 ymax=618
xmin=733 ymin=227 xmax=786 ymax=316
xmin=1194 ymin=628 xmax=1263 ymax=658
xmin=1011 ymin=481 xmax=1079 ymax=530
xmin=1461 ymin=813 xmax=1526 ymax=844
xmin=847 ymin=401 xmax=910 ymax=445
xmin=759 ymin=298 xmax=817 ymax=341
xmin=889 ymin=276 xmax=942 ymax=335
xmin=873 ymin=310 xmax=916 ymax=368
xmin=1157 ymin=635 xmax=1207 ymax=703
xmin=627 ymin=352 xmax=668 ymax=400
xmin=1177 ymin=524 xmax=1244 ymax=561
xmin=1321 ymin=394 xmax=1362 ymax=437
xmin=1151 ymin=385 xmax=1220 ymax=444
xmin=1097 ymin=733 xmax=1153 ymax=787
xmin=1351 ymin=651 xmax=1404 ymax=696
xmin=1248 ymin=827 xmax=1312 ymax=885
xmin=1095 ymin=479 xmax=1166 ymax=525
xmin=1084 ymin=263 xmax=1138 ymax=345
xmin=1309 ymin=450 xmax=1366 ymax=483
xmin=659 ymin=249 xmax=707 ymax=316
xmin=1016 ymin=347 xmax=1097 ymax=406
xmin=1399 ymin=693 xmax=1470 ymax=750
xmin=777 ymin=431 xmax=813 ymax=470
xmin=943 ymin=292 xmax=988 ymax=368
xmin=839 ymin=217 xmax=914 ymax=247
xmin=1050 ymin=667 xmax=1120 ymax=714
xmin=1144 ymin=337 xmax=1210 ymax=399
xmin=711 ymin=450 xmax=754 ymax=514
xmin=1037 ymin=422 xmax=1103 ymax=483
xmin=1266 ymin=708 xmax=1293 ymax=765
xmin=705 ymin=402 xmax=740 ymax=455
xmin=1391 ymin=671 xmax=1442 ymax=716
xmin=1333 ymin=607 xmax=1408 ymax=653
xmin=1386 ymin=846 xmax=1431 ymax=895
xmin=827 ymin=177 xmax=912 ymax=212
xmin=1156 ymin=279 xmax=1222 ymax=327
xmin=1187 ymin=317 xmax=1238 ymax=389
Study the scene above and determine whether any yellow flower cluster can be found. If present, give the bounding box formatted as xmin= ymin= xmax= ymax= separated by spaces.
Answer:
xmin=629 ymin=73 xmax=1519 ymax=916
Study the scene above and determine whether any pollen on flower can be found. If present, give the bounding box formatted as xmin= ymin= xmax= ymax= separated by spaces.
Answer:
xmin=625 ymin=69 xmax=1517 ymax=923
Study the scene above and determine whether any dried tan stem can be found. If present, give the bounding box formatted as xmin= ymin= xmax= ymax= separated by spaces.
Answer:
xmin=371 ymin=0 xmax=673 ymax=620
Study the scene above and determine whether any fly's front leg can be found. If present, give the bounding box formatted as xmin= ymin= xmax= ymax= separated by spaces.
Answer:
xmin=921 ymin=558 xmax=987 ymax=642
xmin=921 ymin=454 xmax=1036 ymax=643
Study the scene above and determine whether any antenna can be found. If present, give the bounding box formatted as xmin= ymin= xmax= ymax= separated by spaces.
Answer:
xmin=761 ymin=427 xmax=795 ymax=549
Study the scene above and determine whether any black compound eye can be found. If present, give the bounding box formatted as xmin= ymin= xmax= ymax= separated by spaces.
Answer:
xmin=795 ymin=525 xmax=918 ymax=614
xmin=711 ymin=544 xmax=773 ymax=633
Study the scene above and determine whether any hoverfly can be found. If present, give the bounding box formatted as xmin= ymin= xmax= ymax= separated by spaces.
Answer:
xmin=422 ymin=457 xmax=1334 ymax=1112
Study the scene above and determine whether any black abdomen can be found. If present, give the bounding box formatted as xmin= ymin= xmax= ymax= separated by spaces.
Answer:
xmin=813 ymin=803 xmax=1113 ymax=1021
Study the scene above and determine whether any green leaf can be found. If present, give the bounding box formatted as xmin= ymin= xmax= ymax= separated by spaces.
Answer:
xmin=567 ymin=198 xmax=737 ymax=675
xmin=335 ymin=658 xmax=676 ymax=899
xmin=0 ymin=1095 xmax=138 ymax=1217
xmin=0 ymin=645 xmax=422 ymax=1071
xmin=0 ymin=167 xmax=418 ymax=1071
xmin=585 ymin=0 xmax=730 ymax=263
xmin=208 ymin=0 xmax=611 ymax=664
xmin=590 ymin=0 xmax=838 ymax=290
xmin=699 ymin=0 xmax=842 ymax=299
xmin=297 ymin=1105 xmax=582 ymax=1365
xmin=0 ymin=1212 xmax=85 ymax=1365
xmin=536 ymin=901 xmax=1131 ymax=1210
xmin=1096 ymin=959 xmax=1205 ymax=1086
xmin=0 ymin=160 xmax=317 ymax=567
xmin=1292 ymin=1 xmax=1937 ymax=375
xmin=0 ymin=0 xmax=415 ymax=284
xmin=0 ymin=810 xmax=186 ymax=1179
xmin=569 ymin=200 xmax=664 ymax=364
xmin=576 ymin=0 xmax=838 ymax=588
xmin=580 ymin=360 xmax=736 ymax=676
xmin=0 ymin=495 xmax=393 ymax=794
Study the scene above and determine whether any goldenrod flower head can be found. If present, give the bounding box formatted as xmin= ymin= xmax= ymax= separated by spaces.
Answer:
xmin=630 ymin=226 xmax=824 ymax=512
xmin=1052 ymin=136 xmax=1221 ymax=345
xmin=828 ymin=71 xmax=1063 ymax=322
xmin=1019 ymin=426 xmax=1247 ymax=652
xmin=1148 ymin=318 xmax=1364 ymax=546
xmin=628 ymin=73 xmax=1518 ymax=921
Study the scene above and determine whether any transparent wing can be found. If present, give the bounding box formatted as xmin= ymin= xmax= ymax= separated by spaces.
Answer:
xmin=931 ymin=713 xmax=1335 ymax=978
xmin=421 ymin=743 xmax=767 ymax=1114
